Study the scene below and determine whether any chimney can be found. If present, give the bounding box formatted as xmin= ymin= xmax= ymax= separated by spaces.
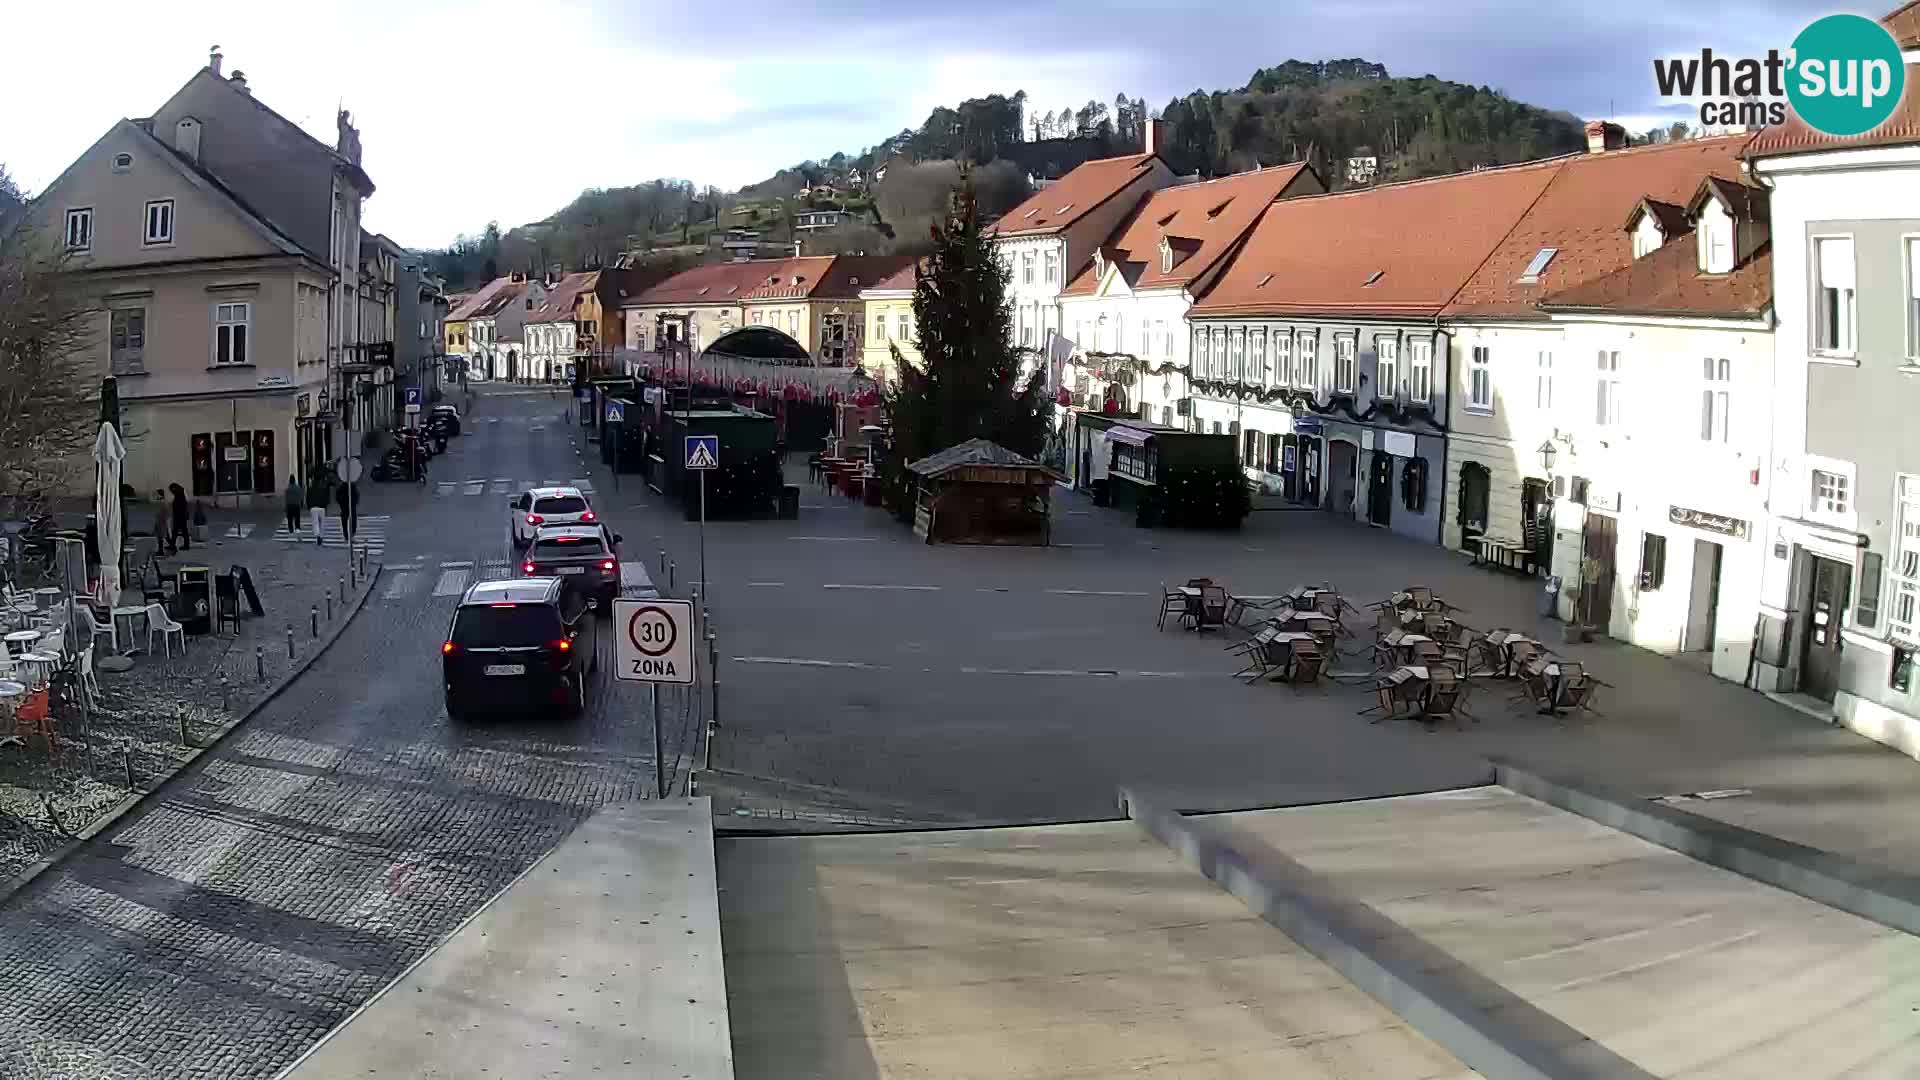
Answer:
xmin=1143 ymin=118 xmax=1166 ymax=156
xmin=208 ymin=45 xmax=223 ymax=77
xmin=229 ymin=70 xmax=249 ymax=94
xmin=1585 ymin=120 xmax=1627 ymax=153
xmin=174 ymin=117 xmax=202 ymax=162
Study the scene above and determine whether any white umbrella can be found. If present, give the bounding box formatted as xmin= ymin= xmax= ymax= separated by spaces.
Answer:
xmin=92 ymin=422 xmax=126 ymax=607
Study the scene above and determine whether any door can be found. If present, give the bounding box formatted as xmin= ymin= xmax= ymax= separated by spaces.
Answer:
xmin=1301 ymin=438 xmax=1322 ymax=505
xmin=1685 ymin=540 xmax=1724 ymax=654
xmin=1367 ymin=452 xmax=1393 ymax=527
xmin=1802 ymin=556 xmax=1851 ymax=701
xmin=1327 ymin=440 xmax=1357 ymax=516
xmin=1458 ymin=462 xmax=1491 ymax=546
xmin=1521 ymin=478 xmax=1553 ymax=573
xmin=1581 ymin=513 xmax=1618 ymax=630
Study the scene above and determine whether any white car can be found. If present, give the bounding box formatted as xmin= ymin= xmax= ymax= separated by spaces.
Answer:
xmin=510 ymin=485 xmax=596 ymax=547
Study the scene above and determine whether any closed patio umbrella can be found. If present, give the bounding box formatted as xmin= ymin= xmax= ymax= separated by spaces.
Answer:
xmin=92 ymin=422 xmax=126 ymax=606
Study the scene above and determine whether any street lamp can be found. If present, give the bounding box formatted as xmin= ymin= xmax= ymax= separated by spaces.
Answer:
xmin=1537 ymin=440 xmax=1558 ymax=473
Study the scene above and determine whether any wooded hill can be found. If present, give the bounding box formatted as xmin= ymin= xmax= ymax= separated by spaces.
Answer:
xmin=428 ymin=58 xmax=1587 ymax=290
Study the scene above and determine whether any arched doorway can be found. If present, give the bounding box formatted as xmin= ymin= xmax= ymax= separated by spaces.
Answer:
xmin=1458 ymin=461 xmax=1490 ymax=548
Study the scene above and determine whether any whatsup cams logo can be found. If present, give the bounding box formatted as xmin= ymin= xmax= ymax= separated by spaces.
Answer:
xmin=1653 ymin=13 xmax=1907 ymax=136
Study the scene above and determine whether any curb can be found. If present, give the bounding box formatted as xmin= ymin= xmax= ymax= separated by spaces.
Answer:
xmin=1491 ymin=757 xmax=1920 ymax=939
xmin=0 ymin=562 xmax=385 ymax=908
xmin=1119 ymin=786 xmax=1654 ymax=1080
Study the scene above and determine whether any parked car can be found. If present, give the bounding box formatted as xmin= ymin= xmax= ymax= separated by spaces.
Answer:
xmin=428 ymin=404 xmax=462 ymax=437
xmin=509 ymin=486 xmax=595 ymax=547
xmin=521 ymin=523 xmax=623 ymax=610
xmin=441 ymin=577 xmax=599 ymax=719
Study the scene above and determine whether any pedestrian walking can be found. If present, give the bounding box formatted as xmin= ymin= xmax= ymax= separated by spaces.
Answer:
xmin=151 ymin=490 xmax=173 ymax=556
xmin=283 ymin=474 xmax=304 ymax=534
xmin=168 ymin=483 xmax=192 ymax=552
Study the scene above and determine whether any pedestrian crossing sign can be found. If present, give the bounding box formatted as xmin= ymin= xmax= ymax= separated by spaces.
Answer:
xmin=685 ymin=434 xmax=719 ymax=470
xmin=605 ymin=401 xmax=624 ymax=424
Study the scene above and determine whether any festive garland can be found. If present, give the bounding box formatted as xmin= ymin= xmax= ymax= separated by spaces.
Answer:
xmin=1182 ymin=379 xmax=1447 ymax=433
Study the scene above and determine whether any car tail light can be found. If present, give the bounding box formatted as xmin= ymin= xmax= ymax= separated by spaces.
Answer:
xmin=441 ymin=641 xmax=457 ymax=655
xmin=580 ymin=509 xmax=596 ymax=522
xmin=554 ymin=639 xmax=571 ymax=652
xmin=600 ymin=560 xmax=615 ymax=571
xmin=522 ymin=561 xmax=536 ymax=574
xmin=526 ymin=513 xmax=544 ymax=526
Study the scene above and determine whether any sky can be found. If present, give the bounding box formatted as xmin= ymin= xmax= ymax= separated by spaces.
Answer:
xmin=0 ymin=0 xmax=1854 ymax=250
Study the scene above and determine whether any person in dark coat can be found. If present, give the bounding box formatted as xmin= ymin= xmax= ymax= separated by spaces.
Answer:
xmin=335 ymin=479 xmax=359 ymax=535
xmin=168 ymin=483 xmax=191 ymax=551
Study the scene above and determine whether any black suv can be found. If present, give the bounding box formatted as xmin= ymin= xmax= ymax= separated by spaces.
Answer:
xmin=442 ymin=578 xmax=599 ymax=719
xmin=521 ymin=523 xmax=623 ymax=609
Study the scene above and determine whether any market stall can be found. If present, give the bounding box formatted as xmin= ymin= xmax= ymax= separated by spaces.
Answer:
xmin=906 ymin=439 xmax=1061 ymax=546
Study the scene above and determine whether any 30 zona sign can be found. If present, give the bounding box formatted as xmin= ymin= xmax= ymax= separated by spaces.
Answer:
xmin=613 ymin=598 xmax=695 ymax=684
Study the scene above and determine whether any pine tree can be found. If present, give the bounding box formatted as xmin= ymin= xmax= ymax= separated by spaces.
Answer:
xmin=882 ymin=178 xmax=1051 ymax=513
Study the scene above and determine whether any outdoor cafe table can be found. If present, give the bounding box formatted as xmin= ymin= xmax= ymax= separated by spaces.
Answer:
xmin=4 ymin=630 xmax=40 ymax=657
xmin=1484 ymin=629 xmax=1540 ymax=678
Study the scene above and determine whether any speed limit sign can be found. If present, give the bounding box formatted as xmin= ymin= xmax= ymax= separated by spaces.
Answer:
xmin=612 ymin=598 xmax=695 ymax=684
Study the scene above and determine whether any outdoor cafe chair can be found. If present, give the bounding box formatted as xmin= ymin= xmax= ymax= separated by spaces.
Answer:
xmin=1420 ymin=669 xmax=1468 ymax=728
xmin=72 ymin=602 xmax=115 ymax=656
xmin=1237 ymin=636 xmax=1285 ymax=683
xmin=1516 ymin=668 xmax=1553 ymax=713
xmin=1559 ymin=676 xmax=1600 ymax=718
xmin=144 ymin=603 xmax=186 ymax=658
xmin=1155 ymin=583 xmax=1186 ymax=631
xmin=1184 ymin=585 xmax=1229 ymax=632
xmin=1405 ymin=586 xmax=1437 ymax=611
xmin=1288 ymin=644 xmax=1326 ymax=686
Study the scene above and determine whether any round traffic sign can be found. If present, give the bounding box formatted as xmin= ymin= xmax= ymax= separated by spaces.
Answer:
xmin=625 ymin=605 xmax=678 ymax=658
xmin=335 ymin=456 xmax=363 ymax=484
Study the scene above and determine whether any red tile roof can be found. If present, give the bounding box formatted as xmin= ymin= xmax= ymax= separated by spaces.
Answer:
xmin=447 ymin=276 xmax=518 ymax=321
xmin=527 ymin=271 xmax=599 ymax=324
xmin=858 ymin=260 xmax=918 ymax=294
xmin=624 ymin=261 xmax=772 ymax=307
xmin=1747 ymin=5 xmax=1920 ymax=157
xmin=1190 ymin=160 xmax=1562 ymax=319
xmin=1539 ymin=239 xmax=1771 ymax=318
xmin=986 ymin=153 xmax=1163 ymax=237
xmin=1059 ymin=163 xmax=1314 ymax=298
xmin=811 ymin=254 xmax=918 ymax=299
xmin=1443 ymin=135 xmax=1751 ymax=319
xmin=739 ymin=256 xmax=839 ymax=300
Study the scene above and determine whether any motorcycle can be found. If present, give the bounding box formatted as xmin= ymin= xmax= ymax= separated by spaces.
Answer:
xmin=371 ymin=442 xmax=429 ymax=483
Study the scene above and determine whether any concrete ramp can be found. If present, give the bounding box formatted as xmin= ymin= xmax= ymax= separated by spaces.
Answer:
xmin=280 ymin=799 xmax=732 ymax=1079
xmin=717 ymin=820 xmax=1474 ymax=1079
xmin=1210 ymin=787 xmax=1920 ymax=1078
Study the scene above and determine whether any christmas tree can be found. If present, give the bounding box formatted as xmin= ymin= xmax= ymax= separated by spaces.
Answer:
xmin=883 ymin=178 xmax=1051 ymax=514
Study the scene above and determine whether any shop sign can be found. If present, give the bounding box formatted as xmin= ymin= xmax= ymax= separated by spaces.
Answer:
xmin=296 ymin=394 xmax=311 ymax=418
xmin=1670 ymin=505 xmax=1751 ymax=539
xmin=1588 ymin=489 xmax=1621 ymax=512
xmin=1292 ymin=417 xmax=1324 ymax=435
xmin=1381 ymin=430 xmax=1416 ymax=457
xmin=256 ymin=373 xmax=293 ymax=389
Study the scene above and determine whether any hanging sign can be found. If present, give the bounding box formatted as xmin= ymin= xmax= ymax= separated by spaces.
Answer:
xmin=1670 ymin=505 xmax=1750 ymax=539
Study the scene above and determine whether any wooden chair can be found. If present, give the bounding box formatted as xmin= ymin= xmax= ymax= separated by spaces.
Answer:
xmin=1560 ymin=676 xmax=1600 ymax=718
xmin=1408 ymin=640 xmax=1445 ymax=666
xmin=214 ymin=574 xmax=242 ymax=636
xmin=1312 ymin=591 xmax=1349 ymax=637
xmin=1516 ymin=668 xmax=1552 ymax=713
xmin=1506 ymin=640 xmax=1543 ymax=679
xmin=1406 ymin=585 xmax=1437 ymax=611
xmin=1186 ymin=585 xmax=1229 ymax=632
xmin=1289 ymin=644 xmax=1325 ymax=686
xmin=1155 ymin=583 xmax=1185 ymax=631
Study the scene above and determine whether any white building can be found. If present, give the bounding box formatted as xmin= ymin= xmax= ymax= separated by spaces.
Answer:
xmin=1534 ymin=176 xmax=1775 ymax=683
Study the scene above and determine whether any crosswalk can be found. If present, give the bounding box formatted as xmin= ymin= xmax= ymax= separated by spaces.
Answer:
xmin=379 ymin=556 xmax=636 ymax=603
xmin=271 ymin=513 xmax=389 ymax=557
xmin=433 ymin=478 xmax=596 ymax=498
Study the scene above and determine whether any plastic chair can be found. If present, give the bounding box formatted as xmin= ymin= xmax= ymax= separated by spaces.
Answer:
xmin=72 ymin=602 xmax=116 ymax=655
xmin=144 ymin=603 xmax=186 ymax=658
xmin=76 ymin=645 xmax=101 ymax=711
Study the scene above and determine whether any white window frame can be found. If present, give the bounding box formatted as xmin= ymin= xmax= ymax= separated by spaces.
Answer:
xmin=213 ymin=301 xmax=252 ymax=367
xmin=1595 ymin=350 xmax=1622 ymax=427
xmin=143 ymin=199 xmax=175 ymax=246
xmin=1468 ymin=345 xmax=1493 ymax=411
xmin=1195 ymin=328 xmax=1212 ymax=379
xmin=1891 ymin=474 xmax=1920 ymax=645
xmin=1333 ymin=335 xmax=1355 ymax=392
xmin=896 ymin=312 xmax=910 ymax=341
xmin=1374 ymin=336 xmax=1398 ymax=399
xmin=874 ymin=314 xmax=887 ymax=342
xmin=1022 ymin=251 xmax=1036 ymax=285
xmin=1698 ymin=212 xmax=1732 ymax=273
xmin=1249 ymin=329 xmax=1267 ymax=388
xmin=1813 ymin=234 xmax=1857 ymax=358
xmin=64 ymin=207 xmax=93 ymax=251
xmin=1806 ymin=456 xmax=1855 ymax=527
xmin=1700 ymin=357 xmax=1731 ymax=443
xmin=1904 ymin=235 xmax=1919 ymax=362
xmin=1535 ymin=350 xmax=1554 ymax=410
xmin=1408 ymin=339 xmax=1432 ymax=404
xmin=1229 ymin=328 xmax=1246 ymax=383
xmin=110 ymin=306 xmax=147 ymax=375
xmin=1044 ymin=249 xmax=1059 ymax=284
xmin=1272 ymin=331 xmax=1292 ymax=388
xmin=1295 ymin=332 xmax=1318 ymax=389
xmin=1161 ymin=321 xmax=1173 ymax=359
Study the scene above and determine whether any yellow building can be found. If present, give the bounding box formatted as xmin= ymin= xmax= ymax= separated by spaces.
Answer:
xmin=857 ymin=262 xmax=918 ymax=385
xmin=740 ymin=254 xmax=915 ymax=366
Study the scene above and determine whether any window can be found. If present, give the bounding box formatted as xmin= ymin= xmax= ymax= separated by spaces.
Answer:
xmin=1892 ymin=476 xmax=1920 ymax=644
xmin=1595 ymin=350 xmax=1621 ymax=426
xmin=1517 ymin=247 xmax=1558 ymax=283
xmin=1249 ymin=330 xmax=1267 ymax=386
xmin=1044 ymin=250 xmax=1059 ymax=283
xmin=143 ymin=199 xmax=174 ymax=245
xmin=1229 ymin=329 xmax=1245 ymax=383
xmin=1811 ymin=467 xmax=1851 ymax=517
xmin=787 ymin=310 xmax=798 ymax=336
xmin=1295 ymin=333 xmax=1317 ymax=388
xmin=1408 ymin=340 xmax=1432 ymax=403
xmin=1272 ymin=333 xmax=1291 ymax=387
xmin=1906 ymin=238 xmax=1919 ymax=359
xmin=1639 ymin=532 xmax=1668 ymax=591
xmin=1212 ymin=328 xmax=1228 ymax=380
xmin=214 ymin=302 xmax=250 ymax=366
xmin=64 ymin=208 xmax=92 ymax=251
xmin=1698 ymin=214 xmax=1731 ymax=273
xmin=897 ymin=312 xmax=910 ymax=341
xmin=110 ymin=309 xmax=146 ymax=375
xmin=1857 ymin=551 xmax=1884 ymax=629
xmin=1243 ymin=428 xmax=1260 ymax=467
xmin=1020 ymin=321 xmax=1033 ymax=347
xmin=1535 ymin=351 xmax=1554 ymax=410
xmin=112 ymin=153 xmax=133 ymax=173
xmin=1700 ymin=357 xmax=1731 ymax=442
xmin=1815 ymin=236 xmax=1856 ymax=355
xmin=1022 ymin=252 xmax=1035 ymax=285
xmin=1401 ymin=457 xmax=1428 ymax=511
xmin=1374 ymin=337 xmax=1398 ymax=398
xmin=1161 ymin=322 xmax=1173 ymax=358
xmin=1469 ymin=346 xmax=1492 ymax=410
xmin=1334 ymin=336 xmax=1356 ymax=392
xmin=1161 ymin=406 xmax=1173 ymax=426
xmin=875 ymin=315 xmax=887 ymax=342
xmin=1197 ymin=331 xmax=1214 ymax=380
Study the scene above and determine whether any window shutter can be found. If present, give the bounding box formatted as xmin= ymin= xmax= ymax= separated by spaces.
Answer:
xmin=1639 ymin=533 xmax=1667 ymax=591
xmin=1856 ymin=551 xmax=1883 ymax=628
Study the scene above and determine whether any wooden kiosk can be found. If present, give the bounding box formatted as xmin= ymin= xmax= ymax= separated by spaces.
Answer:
xmin=906 ymin=439 xmax=1061 ymax=546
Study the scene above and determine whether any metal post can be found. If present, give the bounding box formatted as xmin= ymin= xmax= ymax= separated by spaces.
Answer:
xmin=287 ymin=625 xmax=295 ymax=659
xmin=658 ymin=548 xmax=666 ymax=575
xmin=177 ymin=705 xmax=189 ymax=748
xmin=668 ymin=560 xmax=676 ymax=593
xmin=325 ymin=592 xmax=333 ymax=621
xmin=652 ymin=683 xmax=665 ymax=800
xmin=123 ymin=749 xmax=134 ymax=789
xmin=698 ymin=469 xmax=708 ymax=592
xmin=255 ymin=645 xmax=265 ymax=682
xmin=311 ymin=605 xmax=320 ymax=637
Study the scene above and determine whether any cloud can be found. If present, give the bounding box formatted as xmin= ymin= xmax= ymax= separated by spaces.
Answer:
xmin=0 ymin=0 xmax=1840 ymax=248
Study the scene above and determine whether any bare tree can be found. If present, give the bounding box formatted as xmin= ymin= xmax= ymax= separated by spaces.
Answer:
xmin=0 ymin=213 xmax=104 ymax=516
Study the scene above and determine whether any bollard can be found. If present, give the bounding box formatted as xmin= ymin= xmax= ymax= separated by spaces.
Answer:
xmin=287 ymin=625 xmax=295 ymax=659
xmin=311 ymin=605 xmax=320 ymax=637
xmin=668 ymin=560 xmax=676 ymax=592
xmin=326 ymin=593 xmax=334 ymax=621
xmin=337 ymin=577 xmax=345 ymax=606
xmin=658 ymin=548 xmax=666 ymax=574
xmin=219 ymin=673 xmax=231 ymax=711
xmin=255 ymin=645 xmax=266 ymax=682
xmin=123 ymin=749 xmax=135 ymax=790
xmin=177 ymin=705 xmax=190 ymax=748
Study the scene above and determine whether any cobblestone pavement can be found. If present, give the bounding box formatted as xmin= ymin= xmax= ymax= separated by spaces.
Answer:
xmin=0 ymin=519 xmax=375 ymax=883
xmin=0 ymin=390 xmax=684 ymax=1079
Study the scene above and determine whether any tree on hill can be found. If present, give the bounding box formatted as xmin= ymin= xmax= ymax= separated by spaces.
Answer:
xmin=882 ymin=179 xmax=1050 ymax=516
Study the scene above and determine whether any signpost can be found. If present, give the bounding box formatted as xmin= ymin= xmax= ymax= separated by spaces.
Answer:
xmin=685 ymin=435 xmax=717 ymax=591
xmin=614 ymin=597 xmax=695 ymax=797
xmin=605 ymin=401 xmax=624 ymax=492
xmin=404 ymin=386 xmax=422 ymax=417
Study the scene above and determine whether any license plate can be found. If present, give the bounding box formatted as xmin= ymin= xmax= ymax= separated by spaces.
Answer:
xmin=558 ymin=566 xmax=584 ymax=575
xmin=484 ymin=664 xmax=525 ymax=676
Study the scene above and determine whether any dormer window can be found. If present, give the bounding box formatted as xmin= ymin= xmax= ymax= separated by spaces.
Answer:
xmin=1055 ymin=203 xmax=1073 ymax=215
xmin=1158 ymin=239 xmax=1171 ymax=274
xmin=1696 ymin=200 xmax=1734 ymax=274
xmin=1632 ymin=215 xmax=1663 ymax=259
xmin=1206 ymin=199 xmax=1231 ymax=220
xmin=1516 ymin=247 xmax=1558 ymax=283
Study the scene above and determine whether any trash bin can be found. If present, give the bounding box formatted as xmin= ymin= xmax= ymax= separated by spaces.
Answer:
xmin=178 ymin=565 xmax=212 ymax=635
xmin=1541 ymin=575 xmax=1562 ymax=618
xmin=779 ymin=485 xmax=801 ymax=520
